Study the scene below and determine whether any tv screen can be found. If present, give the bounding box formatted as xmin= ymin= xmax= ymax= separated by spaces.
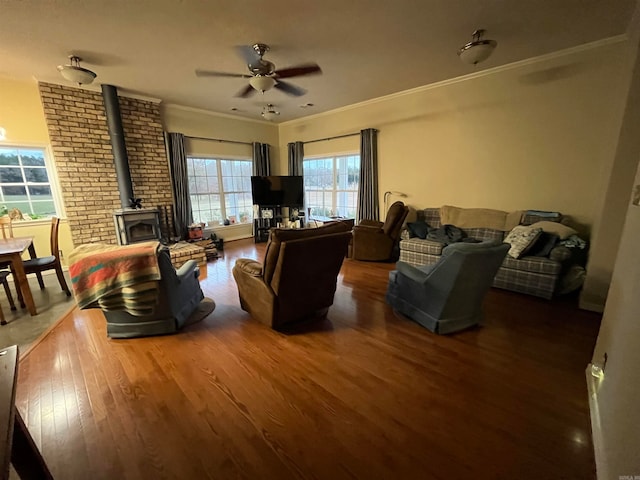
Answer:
xmin=251 ymin=176 xmax=304 ymax=206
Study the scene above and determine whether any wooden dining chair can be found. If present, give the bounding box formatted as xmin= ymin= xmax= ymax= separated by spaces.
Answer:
xmin=0 ymin=217 xmax=17 ymax=320
xmin=0 ymin=270 xmax=17 ymax=325
xmin=18 ymin=217 xmax=71 ymax=299
xmin=0 ymin=216 xmax=13 ymax=239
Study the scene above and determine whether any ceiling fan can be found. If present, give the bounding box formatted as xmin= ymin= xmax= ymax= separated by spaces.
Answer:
xmin=195 ymin=43 xmax=322 ymax=98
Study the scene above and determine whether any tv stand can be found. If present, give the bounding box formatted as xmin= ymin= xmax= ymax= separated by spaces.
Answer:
xmin=253 ymin=204 xmax=304 ymax=243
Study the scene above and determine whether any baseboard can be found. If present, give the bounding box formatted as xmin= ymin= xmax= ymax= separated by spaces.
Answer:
xmin=579 ymin=299 xmax=605 ymax=313
xmin=586 ymin=364 xmax=606 ymax=479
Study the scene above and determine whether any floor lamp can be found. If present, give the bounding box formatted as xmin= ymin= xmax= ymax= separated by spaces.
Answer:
xmin=383 ymin=191 xmax=407 ymax=218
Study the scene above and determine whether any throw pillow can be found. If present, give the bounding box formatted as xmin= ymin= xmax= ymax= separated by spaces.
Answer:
xmin=527 ymin=232 xmax=559 ymax=257
xmin=406 ymin=220 xmax=430 ymax=239
xmin=504 ymin=225 xmax=543 ymax=259
xmin=529 ymin=221 xmax=577 ymax=240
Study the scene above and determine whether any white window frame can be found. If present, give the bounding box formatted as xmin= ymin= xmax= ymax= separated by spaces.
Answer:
xmin=303 ymin=152 xmax=360 ymax=219
xmin=0 ymin=143 xmax=65 ymax=221
xmin=186 ymin=155 xmax=253 ymax=226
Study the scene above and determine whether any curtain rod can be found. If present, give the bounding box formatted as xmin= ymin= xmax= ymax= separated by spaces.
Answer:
xmin=186 ymin=135 xmax=252 ymax=146
xmin=302 ymin=131 xmax=363 ymax=145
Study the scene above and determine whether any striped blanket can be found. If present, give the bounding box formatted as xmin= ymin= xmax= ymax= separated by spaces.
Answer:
xmin=68 ymin=241 xmax=162 ymax=316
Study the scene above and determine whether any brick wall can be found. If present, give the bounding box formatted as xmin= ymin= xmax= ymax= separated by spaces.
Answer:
xmin=39 ymin=82 xmax=174 ymax=246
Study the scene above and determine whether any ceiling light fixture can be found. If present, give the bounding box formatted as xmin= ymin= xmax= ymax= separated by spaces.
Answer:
xmin=249 ymin=75 xmax=276 ymax=93
xmin=261 ymin=104 xmax=280 ymax=121
xmin=458 ymin=29 xmax=497 ymax=65
xmin=57 ymin=55 xmax=97 ymax=85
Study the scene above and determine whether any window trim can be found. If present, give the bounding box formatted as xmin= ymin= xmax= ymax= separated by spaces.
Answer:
xmin=303 ymin=151 xmax=360 ymax=219
xmin=0 ymin=142 xmax=66 ymax=220
xmin=186 ymin=153 xmax=253 ymax=226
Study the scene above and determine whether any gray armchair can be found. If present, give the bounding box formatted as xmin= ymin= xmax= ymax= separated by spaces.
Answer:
xmin=101 ymin=247 xmax=205 ymax=338
xmin=386 ymin=240 xmax=509 ymax=334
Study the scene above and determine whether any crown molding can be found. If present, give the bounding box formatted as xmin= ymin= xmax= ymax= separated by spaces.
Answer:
xmin=162 ymin=103 xmax=275 ymax=125
xmin=279 ymin=34 xmax=629 ymax=127
xmin=35 ymin=78 xmax=162 ymax=102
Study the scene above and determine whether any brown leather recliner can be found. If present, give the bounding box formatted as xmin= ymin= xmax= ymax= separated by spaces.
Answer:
xmin=352 ymin=201 xmax=409 ymax=261
xmin=232 ymin=222 xmax=352 ymax=329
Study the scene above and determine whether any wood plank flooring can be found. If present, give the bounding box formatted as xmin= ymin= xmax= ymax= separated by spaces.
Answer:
xmin=15 ymin=239 xmax=601 ymax=479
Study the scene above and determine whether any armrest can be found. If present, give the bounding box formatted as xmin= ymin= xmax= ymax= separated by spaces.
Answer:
xmin=396 ymin=261 xmax=434 ymax=284
xmin=176 ymin=259 xmax=199 ymax=281
xmin=549 ymin=245 xmax=572 ymax=263
xmin=358 ymin=219 xmax=384 ymax=228
xmin=234 ymin=258 xmax=263 ymax=277
xmin=353 ymin=225 xmax=385 ymax=235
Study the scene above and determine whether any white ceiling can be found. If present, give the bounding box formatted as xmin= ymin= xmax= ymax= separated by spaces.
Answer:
xmin=0 ymin=0 xmax=636 ymax=123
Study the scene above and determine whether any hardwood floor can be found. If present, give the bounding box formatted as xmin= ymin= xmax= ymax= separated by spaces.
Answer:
xmin=15 ymin=238 xmax=601 ymax=479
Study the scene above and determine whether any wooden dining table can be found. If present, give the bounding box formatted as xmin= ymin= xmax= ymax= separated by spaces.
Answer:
xmin=0 ymin=237 xmax=37 ymax=317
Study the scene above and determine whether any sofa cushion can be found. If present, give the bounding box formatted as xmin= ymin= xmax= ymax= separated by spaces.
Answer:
xmin=521 ymin=211 xmax=562 ymax=225
xmin=504 ymin=226 xmax=543 ymax=259
xmin=406 ymin=220 xmax=431 ymax=239
xmin=440 ymin=205 xmax=523 ymax=231
xmin=530 ymin=221 xmax=577 ymax=240
xmin=463 ymin=227 xmax=505 ymax=243
xmin=399 ymin=238 xmax=445 ymax=255
xmin=527 ymin=232 xmax=559 ymax=257
xmin=501 ymin=255 xmax=562 ymax=275
xmin=422 ymin=208 xmax=442 ymax=228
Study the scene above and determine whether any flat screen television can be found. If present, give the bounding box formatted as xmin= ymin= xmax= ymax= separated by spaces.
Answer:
xmin=251 ymin=176 xmax=304 ymax=206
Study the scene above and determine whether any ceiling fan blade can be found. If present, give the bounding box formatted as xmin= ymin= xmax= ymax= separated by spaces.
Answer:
xmin=235 ymin=45 xmax=260 ymax=64
xmin=195 ymin=69 xmax=250 ymax=78
xmin=234 ymin=84 xmax=257 ymax=98
xmin=274 ymin=80 xmax=306 ymax=97
xmin=274 ymin=63 xmax=322 ymax=79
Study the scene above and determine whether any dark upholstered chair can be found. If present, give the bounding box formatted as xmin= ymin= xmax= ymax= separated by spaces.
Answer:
xmin=101 ymin=248 xmax=204 ymax=338
xmin=70 ymin=244 xmax=205 ymax=339
xmin=352 ymin=201 xmax=409 ymax=261
xmin=233 ymin=222 xmax=352 ymax=329
xmin=386 ymin=240 xmax=509 ymax=334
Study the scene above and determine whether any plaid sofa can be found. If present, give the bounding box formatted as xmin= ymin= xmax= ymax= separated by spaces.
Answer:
xmin=399 ymin=208 xmax=571 ymax=299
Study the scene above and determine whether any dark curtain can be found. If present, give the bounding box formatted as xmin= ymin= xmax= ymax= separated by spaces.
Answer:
xmin=164 ymin=132 xmax=192 ymax=240
xmin=287 ymin=141 xmax=304 ymax=176
xmin=252 ymin=142 xmax=271 ymax=176
xmin=357 ymin=128 xmax=379 ymax=223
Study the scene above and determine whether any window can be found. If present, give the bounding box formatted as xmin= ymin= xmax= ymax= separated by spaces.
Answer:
xmin=304 ymin=154 xmax=360 ymax=218
xmin=187 ymin=157 xmax=253 ymax=225
xmin=0 ymin=146 xmax=60 ymax=219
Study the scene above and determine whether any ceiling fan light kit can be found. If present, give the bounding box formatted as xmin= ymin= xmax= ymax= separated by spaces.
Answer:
xmin=195 ymin=43 xmax=322 ymax=98
xmin=458 ymin=29 xmax=497 ymax=65
xmin=249 ymin=75 xmax=276 ymax=93
xmin=261 ymin=104 xmax=280 ymax=121
xmin=57 ymin=55 xmax=97 ymax=85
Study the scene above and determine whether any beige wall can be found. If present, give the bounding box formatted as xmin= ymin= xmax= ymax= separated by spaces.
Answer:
xmin=162 ymin=104 xmax=279 ymax=240
xmin=587 ymin=15 xmax=640 ymax=476
xmin=278 ymin=38 xmax=632 ymax=235
xmin=580 ymin=34 xmax=640 ymax=311
xmin=0 ymin=76 xmax=74 ymax=265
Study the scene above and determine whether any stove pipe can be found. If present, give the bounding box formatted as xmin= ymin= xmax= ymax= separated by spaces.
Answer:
xmin=102 ymin=84 xmax=134 ymax=209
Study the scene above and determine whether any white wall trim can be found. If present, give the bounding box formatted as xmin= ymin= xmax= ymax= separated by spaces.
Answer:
xmin=586 ymin=365 xmax=607 ymax=480
xmin=279 ymin=34 xmax=629 ymax=128
xmin=579 ymin=299 xmax=606 ymax=313
xmin=162 ymin=103 xmax=274 ymax=125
